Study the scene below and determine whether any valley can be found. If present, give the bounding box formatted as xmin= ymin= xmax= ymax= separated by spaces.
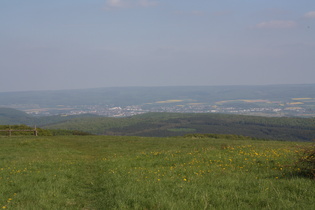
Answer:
xmin=1 ymin=84 xmax=315 ymax=118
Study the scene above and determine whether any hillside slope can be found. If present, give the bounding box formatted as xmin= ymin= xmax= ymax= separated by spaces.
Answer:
xmin=1 ymin=108 xmax=314 ymax=141
xmin=0 ymin=107 xmax=98 ymax=126
xmin=43 ymin=112 xmax=315 ymax=141
xmin=0 ymin=107 xmax=34 ymax=125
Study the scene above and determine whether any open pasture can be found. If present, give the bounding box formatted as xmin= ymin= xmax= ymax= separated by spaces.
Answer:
xmin=0 ymin=136 xmax=314 ymax=209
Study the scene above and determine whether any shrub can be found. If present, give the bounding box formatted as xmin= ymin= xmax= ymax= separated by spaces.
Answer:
xmin=295 ymin=144 xmax=315 ymax=179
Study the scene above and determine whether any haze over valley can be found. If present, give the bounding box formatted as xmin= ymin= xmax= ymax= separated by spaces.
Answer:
xmin=1 ymin=84 xmax=315 ymax=118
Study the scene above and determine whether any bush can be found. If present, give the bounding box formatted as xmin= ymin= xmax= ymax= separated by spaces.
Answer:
xmin=296 ymin=144 xmax=315 ymax=179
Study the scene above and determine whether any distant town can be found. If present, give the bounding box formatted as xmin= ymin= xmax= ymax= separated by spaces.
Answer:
xmin=1 ymin=85 xmax=315 ymax=118
xmin=5 ymin=98 xmax=315 ymax=118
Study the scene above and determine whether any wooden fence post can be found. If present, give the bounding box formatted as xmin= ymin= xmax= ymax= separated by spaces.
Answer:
xmin=9 ymin=125 xmax=11 ymax=137
xmin=34 ymin=125 xmax=38 ymax=136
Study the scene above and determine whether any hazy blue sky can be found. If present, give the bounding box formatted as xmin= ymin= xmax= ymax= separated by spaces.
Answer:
xmin=1 ymin=0 xmax=315 ymax=92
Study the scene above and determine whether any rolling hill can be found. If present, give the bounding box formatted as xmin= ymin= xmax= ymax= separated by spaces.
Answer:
xmin=42 ymin=112 xmax=315 ymax=141
xmin=1 ymin=108 xmax=314 ymax=141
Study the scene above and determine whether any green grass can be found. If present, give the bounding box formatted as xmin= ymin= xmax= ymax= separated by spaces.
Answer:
xmin=0 ymin=136 xmax=314 ymax=209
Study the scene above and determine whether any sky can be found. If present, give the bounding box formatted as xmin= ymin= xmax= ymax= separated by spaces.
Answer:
xmin=1 ymin=0 xmax=315 ymax=92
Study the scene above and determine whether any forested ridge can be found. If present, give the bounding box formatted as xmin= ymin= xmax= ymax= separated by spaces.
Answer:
xmin=1 ymin=108 xmax=314 ymax=141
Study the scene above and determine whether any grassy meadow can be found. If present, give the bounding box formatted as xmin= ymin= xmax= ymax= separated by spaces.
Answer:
xmin=0 ymin=135 xmax=314 ymax=209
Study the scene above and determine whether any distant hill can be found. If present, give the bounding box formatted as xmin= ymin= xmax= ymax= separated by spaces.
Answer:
xmin=1 ymin=84 xmax=315 ymax=118
xmin=0 ymin=107 xmax=29 ymax=118
xmin=1 ymin=108 xmax=314 ymax=141
xmin=0 ymin=107 xmax=34 ymax=125
xmin=43 ymin=112 xmax=315 ymax=142
xmin=1 ymin=84 xmax=315 ymax=106
xmin=0 ymin=107 xmax=98 ymax=126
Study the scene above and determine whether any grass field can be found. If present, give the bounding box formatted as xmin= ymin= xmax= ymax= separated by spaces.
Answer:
xmin=0 ymin=136 xmax=314 ymax=209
